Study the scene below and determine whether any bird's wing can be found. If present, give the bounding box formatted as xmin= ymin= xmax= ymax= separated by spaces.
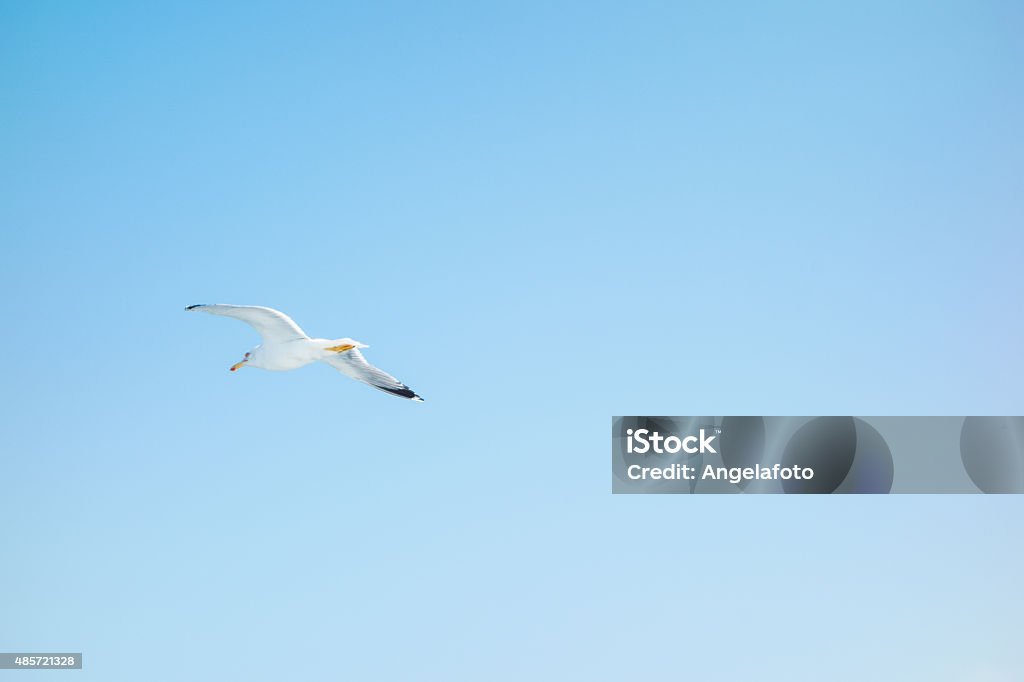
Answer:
xmin=186 ymin=304 xmax=309 ymax=344
xmin=322 ymin=349 xmax=424 ymax=401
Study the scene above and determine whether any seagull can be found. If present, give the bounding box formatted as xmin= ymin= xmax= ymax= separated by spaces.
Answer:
xmin=186 ymin=304 xmax=424 ymax=401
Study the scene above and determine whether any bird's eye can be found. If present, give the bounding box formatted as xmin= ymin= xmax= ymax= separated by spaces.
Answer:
xmin=244 ymin=352 xmax=251 ymax=358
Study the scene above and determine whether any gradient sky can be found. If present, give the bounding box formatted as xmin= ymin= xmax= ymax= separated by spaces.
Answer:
xmin=2 ymin=2 xmax=1022 ymax=680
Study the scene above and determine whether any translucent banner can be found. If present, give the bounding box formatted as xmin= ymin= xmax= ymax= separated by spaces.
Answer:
xmin=611 ymin=417 xmax=1024 ymax=494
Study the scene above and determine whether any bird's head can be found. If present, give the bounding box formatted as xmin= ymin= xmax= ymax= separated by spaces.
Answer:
xmin=230 ymin=351 xmax=252 ymax=372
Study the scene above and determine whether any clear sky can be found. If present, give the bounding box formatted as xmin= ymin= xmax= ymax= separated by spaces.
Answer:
xmin=2 ymin=2 xmax=1022 ymax=680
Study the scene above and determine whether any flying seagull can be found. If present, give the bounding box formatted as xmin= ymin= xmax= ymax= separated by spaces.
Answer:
xmin=186 ymin=304 xmax=424 ymax=401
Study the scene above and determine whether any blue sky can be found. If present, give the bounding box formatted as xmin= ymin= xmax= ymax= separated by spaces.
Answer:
xmin=2 ymin=2 xmax=1022 ymax=680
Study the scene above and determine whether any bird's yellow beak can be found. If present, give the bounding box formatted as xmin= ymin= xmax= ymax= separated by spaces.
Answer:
xmin=325 ymin=344 xmax=356 ymax=353
xmin=230 ymin=359 xmax=246 ymax=372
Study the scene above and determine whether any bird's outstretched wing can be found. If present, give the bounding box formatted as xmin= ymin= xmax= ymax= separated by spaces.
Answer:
xmin=322 ymin=349 xmax=424 ymax=401
xmin=186 ymin=304 xmax=309 ymax=344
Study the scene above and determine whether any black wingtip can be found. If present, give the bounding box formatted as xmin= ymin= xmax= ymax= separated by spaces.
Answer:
xmin=379 ymin=385 xmax=425 ymax=401
xmin=185 ymin=304 xmax=204 ymax=310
